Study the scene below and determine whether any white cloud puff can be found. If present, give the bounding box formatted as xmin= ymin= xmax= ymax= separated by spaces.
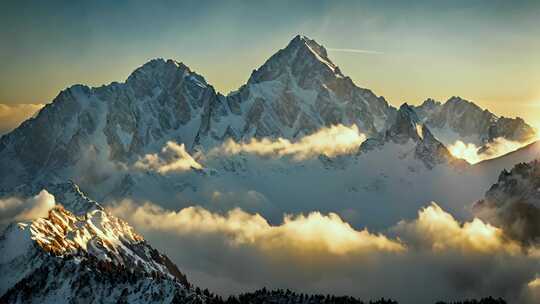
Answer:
xmin=134 ymin=141 xmax=202 ymax=174
xmin=0 ymin=190 xmax=56 ymax=228
xmin=393 ymin=202 xmax=521 ymax=254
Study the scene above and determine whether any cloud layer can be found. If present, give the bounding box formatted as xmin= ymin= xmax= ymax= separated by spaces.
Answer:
xmin=0 ymin=103 xmax=44 ymax=135
xmin=393 ymin=203 xmax=521 ymax=254
xmin=109 ymin=200 xmax=540 ymax=303
xmin=110 ymin=201 xmax=404 ymax=255
xmin=212 ymin=124 xmax=366 ymax=161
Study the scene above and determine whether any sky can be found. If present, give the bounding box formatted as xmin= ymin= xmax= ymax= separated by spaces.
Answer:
xmin=1 ymin=0 xmax=539 ymax=131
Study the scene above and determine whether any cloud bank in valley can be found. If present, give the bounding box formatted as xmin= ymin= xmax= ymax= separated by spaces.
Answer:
xmin=211 ymin=124 xmax=366 ymax=161
xmin=0 ymin=103 xmax=44 ymax=135
xmin=110 ymin=201 xmax=404 ymax=256
xmin=109 ymin=200 xmax=540 ymax=303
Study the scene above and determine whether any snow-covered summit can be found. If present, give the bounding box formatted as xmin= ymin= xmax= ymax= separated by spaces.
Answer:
xmin=0 ymin=56 xmax=223 ymax=189
xmin=248 ymin=34 xmax=344 ymax=85
xmin=0 ymin=183 xmax=199 ymax=303
xmin=215 ymin=35 xmax=396 ymax=145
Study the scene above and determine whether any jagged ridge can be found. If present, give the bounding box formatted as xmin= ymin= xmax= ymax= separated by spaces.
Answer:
xmin=414 ymin=96 xmax=535 ymax=146
xmin=0 ymin=182 xmax=194 ymax=303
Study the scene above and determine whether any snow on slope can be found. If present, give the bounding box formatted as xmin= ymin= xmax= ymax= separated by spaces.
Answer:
xmin=0 ymin=35 xmax=398 ymax=201
xmin=0 ymin=59 xmax=219 ymax=192
xmin=414 ymin=97 xmax=536 ymax=147
xmin=201 ymin=34 xmax=397 ymax=145
xmin=0 ymin=182 xmax=203 ymax=303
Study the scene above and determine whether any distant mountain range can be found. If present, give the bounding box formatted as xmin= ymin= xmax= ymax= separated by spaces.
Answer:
xmin=0 ymin=35 xmax=535 ymax=190
xmin=414 ymin=97 xmax=535 ymax=146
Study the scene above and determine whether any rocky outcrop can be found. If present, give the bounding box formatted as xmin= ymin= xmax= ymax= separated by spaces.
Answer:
xmin=360 ymin=104 xmax=463 ymax=168
xmin=474 ymin=160 xmax=540 ymax=244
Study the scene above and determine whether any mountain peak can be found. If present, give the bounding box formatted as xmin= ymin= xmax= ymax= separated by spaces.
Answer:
xmin=373 ymin=103 xmax=460 ymax=168
xmin=0 ymin=181 xmax=102 ymax=216
xmin=444 ymin=96 xmax=492 ymax=116
xmin=398 ymin=103 xmax=419 ymax=117
xmin=126 ymin=58 xmax=208 ymax=93
xmin=388 ymin=103 xmax=424 ymax=142
xmin=413 ymin=95 xmax=536 ymax=146
xmin=287 ymin=34 xmax=332 ymax=64
xmin=0 ymin=185 xmax=195 ymax=303
xmin=420 ymin=98 xmax=441 ymax=108
xmin=247 ymin=35 xmax=342 ymax=85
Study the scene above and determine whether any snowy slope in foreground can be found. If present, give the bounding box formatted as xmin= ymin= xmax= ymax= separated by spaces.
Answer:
xmin=0 ymin=182 xmax=206 ymax=304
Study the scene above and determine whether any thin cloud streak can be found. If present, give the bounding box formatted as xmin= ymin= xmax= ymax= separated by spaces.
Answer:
xmin=327 ymin=48 xmax=384 ymax=55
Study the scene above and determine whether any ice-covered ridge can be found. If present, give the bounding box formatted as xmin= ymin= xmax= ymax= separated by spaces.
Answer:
xmin=414 ymin=96 xmax=536 ymax=146
xmin=300 ymin=37 xmax=338 ymax=73
xmin=26 ymin=204 xmax=184 ymax=282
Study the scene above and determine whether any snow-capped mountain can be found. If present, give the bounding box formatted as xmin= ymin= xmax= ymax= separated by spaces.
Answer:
xmin=0 ymin=182 xmax=205 ymax=303
xmin=0 ymin=35 xmax=397 ymax=193
xmin=414 ymin=97 xmax=536 ymax=146
xmin=203 ymin=35 xmax=396 ymax=143
xmin=0 ymin=59 xmax=222 ymax=190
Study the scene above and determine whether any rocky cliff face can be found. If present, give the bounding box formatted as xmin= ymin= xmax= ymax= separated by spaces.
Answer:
xmin=0 ymin=59 xmax=223 ymax=189
xmin=414 ymin=97 xmax=536 ymax=146
xmin=360 ymin=104 xmax=463 ymax=168
xmin=206 ymin=35 xmax=396 ymax=144
xmin=0 ymin=35 xmax=398 ymax=192
xmin=0 ymin=182 xmax=202 ymax=304
xmin=474 ymin=160 xmax=540 ymax=244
